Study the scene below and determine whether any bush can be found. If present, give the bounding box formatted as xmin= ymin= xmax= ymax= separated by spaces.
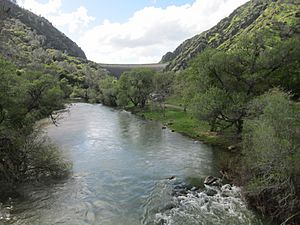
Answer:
xmin=0 ymin=57 xmax=71 ymax=196
xmin=23 ymin=130 xmax=72 ymax=180
xmin=242 ymin=89 xmax=300 ymax=224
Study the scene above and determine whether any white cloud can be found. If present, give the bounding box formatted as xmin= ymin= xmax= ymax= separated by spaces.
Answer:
xmin=17 ymin=0 xmax=95 ymax=34
xmin=17 ymin=0 xmax=62 ymax=15
xmin=47 ymin=7 xmax=95 ymax=33
xmin=79 ymin=0 xmax=249 ymax=64
xmin=18 ymin=0 xmax=249 ymax=64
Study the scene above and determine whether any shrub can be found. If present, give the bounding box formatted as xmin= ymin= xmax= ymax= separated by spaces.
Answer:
xmin=242 ymin=88 xmax=300 ymax=224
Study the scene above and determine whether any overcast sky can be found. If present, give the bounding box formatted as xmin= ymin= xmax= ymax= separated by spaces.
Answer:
xmin=17 ymin=0 xmax=249 ymax=64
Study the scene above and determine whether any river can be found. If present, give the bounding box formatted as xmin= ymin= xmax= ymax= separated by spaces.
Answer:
xmin=0 ymin=103 xmax=267 ymax=225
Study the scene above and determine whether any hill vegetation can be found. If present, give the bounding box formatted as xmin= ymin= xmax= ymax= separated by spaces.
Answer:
xmin=0 ymin=0 xmax=86 ymax=58
xmin=0 ymin=0 xmax=112 ymax=103
xmin=162 ymin=0 xmax=300 ymax=72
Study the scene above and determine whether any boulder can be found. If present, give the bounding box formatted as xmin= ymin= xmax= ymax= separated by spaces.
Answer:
xmin=204 ymin=176 xmax=222 ymax=187
xmin=204 ymin=188 xmax=218 ymax=196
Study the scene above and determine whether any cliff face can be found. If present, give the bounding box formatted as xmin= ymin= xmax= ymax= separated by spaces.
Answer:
xmin=0 ymin=0 xmax=86 ymax=59
xmin=162 ymin=0 xmax=300 ymax=71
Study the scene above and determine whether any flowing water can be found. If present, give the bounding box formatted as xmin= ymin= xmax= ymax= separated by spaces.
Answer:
xmin=0 ymin=103 xmax=267 ymax=225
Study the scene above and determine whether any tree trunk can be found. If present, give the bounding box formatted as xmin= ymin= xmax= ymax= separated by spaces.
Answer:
xmin=235 ymin=120 xmax=243 ymax=136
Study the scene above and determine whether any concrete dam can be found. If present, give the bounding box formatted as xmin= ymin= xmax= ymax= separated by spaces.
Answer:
xmin=99 ymin=63 xmax=168 ymax=78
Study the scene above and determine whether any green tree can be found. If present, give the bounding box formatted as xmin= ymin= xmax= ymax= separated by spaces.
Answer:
xmin=153 ymin=71 xmax=174 ymax=98
xmin=191 ymin=87 xmax=228 ymax=131
xmin=59 ymin=78 xmax=73 ymax=98
xmin=99 ymin=76 xmax=118 ymax=106
xmin=151 ymin=72 xmax=175 ymax=115
xmin=183 ymin=33 xmax=300 ymax=134
xmin=117 ymin=68 xmax=155 ymax=108
xmin=0 ymin=57 xmax=70 ymax=195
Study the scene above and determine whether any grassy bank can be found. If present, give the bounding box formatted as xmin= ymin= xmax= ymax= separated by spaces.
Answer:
xmin=134 ymin=104 xmax=235 ymax=148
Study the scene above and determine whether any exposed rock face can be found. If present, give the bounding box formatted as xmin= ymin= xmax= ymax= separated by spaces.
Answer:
xmin=0 ymin=0 xmax=86 ymax=59
xmin=161 ymin=0 xmax=299 ymax=71
xmin=160 ymin=52 xmax=175 ymax=63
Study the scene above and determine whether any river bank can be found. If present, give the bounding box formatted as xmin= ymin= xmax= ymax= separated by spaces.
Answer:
xmin=0 ymin=103 xmax=267 ymax=225
xmin=130 ymin=105 xmax=238 ymax=149
xmin=127 ymin=104 xmax=280 ymax=223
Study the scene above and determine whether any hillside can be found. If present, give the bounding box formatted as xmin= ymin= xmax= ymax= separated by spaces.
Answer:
xmin=0 ymin=0 xmax=111 ymax=103
xmin=0 ymin=0 xmax=86 ymax=59
xmin=162 ymin=0 xmax=300 ymax=71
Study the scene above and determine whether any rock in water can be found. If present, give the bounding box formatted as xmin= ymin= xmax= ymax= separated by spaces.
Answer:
xmin=204 ymin=188 xmax=218 ymax=196
xmin=204 ymin=176 xmax=222 ymax=187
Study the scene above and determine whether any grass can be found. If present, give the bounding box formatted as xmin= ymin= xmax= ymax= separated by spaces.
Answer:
xmin=164 ymin=95 xmax=184 ymax=106
xmin=136 ymin=104 xmax=232 ymax=147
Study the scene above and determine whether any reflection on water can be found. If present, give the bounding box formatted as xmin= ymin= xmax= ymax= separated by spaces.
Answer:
xmin=0 ymin=103 xmax=265 ymax=225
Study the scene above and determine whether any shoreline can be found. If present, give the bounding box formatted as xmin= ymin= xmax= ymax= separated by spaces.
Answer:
xmin=126 ymin=104 xmax=277 ymax=224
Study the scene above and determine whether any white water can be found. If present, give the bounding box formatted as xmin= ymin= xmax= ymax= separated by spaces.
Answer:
xmin=155 ymin=183 xmax=264 ymax=225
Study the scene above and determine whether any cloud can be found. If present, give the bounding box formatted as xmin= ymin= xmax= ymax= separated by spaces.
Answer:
xmin=47 ymin=7 xmax=95 ymax=33
xmin=17 ymin=0 xmax=62 ymax=15
xmin=17 ymin=0 xmax=95 ymax=33
xmin=79 ymin=0 xmax=249 ymax=64
xmin=18 ymin=0 xmax=249 ymax=63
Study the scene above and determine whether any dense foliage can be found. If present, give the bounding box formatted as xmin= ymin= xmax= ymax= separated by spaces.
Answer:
xmin=117 ymin=69 xmax=155 ymax=108
xmin=99 ymin=68 xmax=175 ymax=110
xmin=178 ymin=34 xmax=300 ymax=134
xmin=0 ymin=11 xmax=109 ymax=103
xmin=243 ymin=89 xmax=300 ymax=224
xmin=0 ymin=57 xmax=71 ymax=196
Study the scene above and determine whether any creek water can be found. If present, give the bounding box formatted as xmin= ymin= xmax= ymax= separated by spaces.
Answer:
xmin=0 ymin=103 xmax=266 ymax=225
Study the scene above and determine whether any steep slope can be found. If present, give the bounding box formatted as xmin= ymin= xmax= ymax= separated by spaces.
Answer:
xmin=0 ymin=0 xmax=109 ymax=103
xmin=162 ymin=0 xmax=300 ymax=71
xmin=0 ymin=0 xmax=86 ymax=59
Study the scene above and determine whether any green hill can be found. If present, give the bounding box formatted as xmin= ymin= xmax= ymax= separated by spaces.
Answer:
xmin=0 ymin=0 xmax=86 ymax=59
xmin=0 ymin=0 xmax=110 ymax=103
xmin=162 ymin=0 xmax=300 ymax=71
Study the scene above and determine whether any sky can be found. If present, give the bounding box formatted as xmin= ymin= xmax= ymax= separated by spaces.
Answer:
xmin=17 ymin=0 xmax=249 ymax=64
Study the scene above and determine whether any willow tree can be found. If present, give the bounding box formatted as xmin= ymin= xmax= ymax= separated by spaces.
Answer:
xmin=117 ymin=68 xmax=155 ymax=108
